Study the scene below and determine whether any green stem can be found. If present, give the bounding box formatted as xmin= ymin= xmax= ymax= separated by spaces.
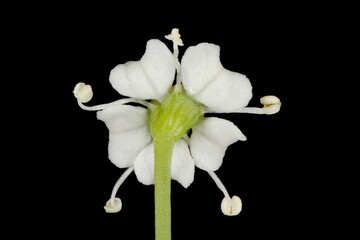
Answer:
xmin=154 ymin=134 xmax=174 ymax=240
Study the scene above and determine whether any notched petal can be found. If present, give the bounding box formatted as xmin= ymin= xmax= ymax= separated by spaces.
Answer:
xmin=134 ymin=142 xmax=154 ymax=185
xmin=109 ymin=39 xmax=175 ymax=100
xmin=194 ymin=70 xmax=252 ymax=113
xmin=189 ymin=117 xmax=246 ymax=171
xmin=171 ymin=139 xmax=195 ymax=188
xmin=181 ymin=43 xmax=252 ymax=113
xmin=97 ymin=105 xmax=152 ymax=168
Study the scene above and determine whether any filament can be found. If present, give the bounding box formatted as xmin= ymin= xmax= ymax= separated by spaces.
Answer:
xmin=109 ymin=166 xmax=134 ymax=206
xmin=208 ymin=171 xmax=231 ymax=199
xmin=77 ymin=98 xmax=152 ymax=111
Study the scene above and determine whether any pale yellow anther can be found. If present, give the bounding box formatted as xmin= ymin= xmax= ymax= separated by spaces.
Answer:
xmin=165 ymin=28 xmax=184 ymax=46
xmin=260 ymin=95 xmax=280 ymax=107
xmin=73 ymin=82 xmax=93 ymax=103
xmin=104 ymin=197 xmax=122 ymax=213
xmin=260 ymin=95 xmax=281 ymax=114
xmin=221 ymin=195 xmax=242 ymax=216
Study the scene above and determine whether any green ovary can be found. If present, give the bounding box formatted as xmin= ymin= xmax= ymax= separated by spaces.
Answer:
xmin=149 ymin=88 xmax=204 ymax=141
xmin=148 ymin=88 xmax=203 ymax=240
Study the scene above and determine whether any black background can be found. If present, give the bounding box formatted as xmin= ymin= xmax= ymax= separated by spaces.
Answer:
xmin=5 ymin=3 xmax=352 ymax=239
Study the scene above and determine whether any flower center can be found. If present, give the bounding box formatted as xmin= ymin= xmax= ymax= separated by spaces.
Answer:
xmin=149 ymin=87 xmax=204 ymax=141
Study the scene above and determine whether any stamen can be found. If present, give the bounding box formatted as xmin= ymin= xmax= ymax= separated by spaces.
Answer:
xmin=208 ymin=171 xmax=242 ymax=216
xmin=77 ymin=98 xmax=152 ymax=111
xmin=165 ymin=28 xmax=183 ymax=86
xmin=104 ymin=166 xmax=134 ymax=213
xmin=236 ymin=95 xmax=281 ymax=115
xmin=73 ymin=82 xmax=152 ymax=111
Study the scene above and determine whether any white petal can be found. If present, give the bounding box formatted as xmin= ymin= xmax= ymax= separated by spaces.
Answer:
xmin=189 ymin=117 xmax=246 ymax=171
xmin=97 ymin=105 xmax=151 ymax=168
xmin=134 ymin=140 xmax=195 ymax=188
xmin=134 ymin=142 xmax=154 ymax=185
xmin=181 ymin=43 xmax=252 ymax=113
xmin=171 ymin=139 xmax=195 ymax=188
xmin=110 ymin=39 xmax=175 ymax=100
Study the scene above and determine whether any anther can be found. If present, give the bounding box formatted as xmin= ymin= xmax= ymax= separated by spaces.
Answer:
xmin=260 ymin=95 xmax=281 ymax=108
xmin=73 ymin=82 xmax=93 ymax=103
xmin=165 ymin=28 xmax=184 ymax=46
xmin=221 ymin=195 xmax=242 ymax=216
xmin=104 ymin=197 xmax=122 ymax=213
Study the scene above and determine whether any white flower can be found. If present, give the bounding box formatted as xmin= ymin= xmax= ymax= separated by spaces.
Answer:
xmin=74 ymin=28 xmax=281 ymax=215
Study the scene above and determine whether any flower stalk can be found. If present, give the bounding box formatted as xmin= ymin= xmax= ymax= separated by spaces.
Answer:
xmin=149 ymin=87 xmax=203 ymax=240
xmin=154 ymin=134 xmax=174 ymax=240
